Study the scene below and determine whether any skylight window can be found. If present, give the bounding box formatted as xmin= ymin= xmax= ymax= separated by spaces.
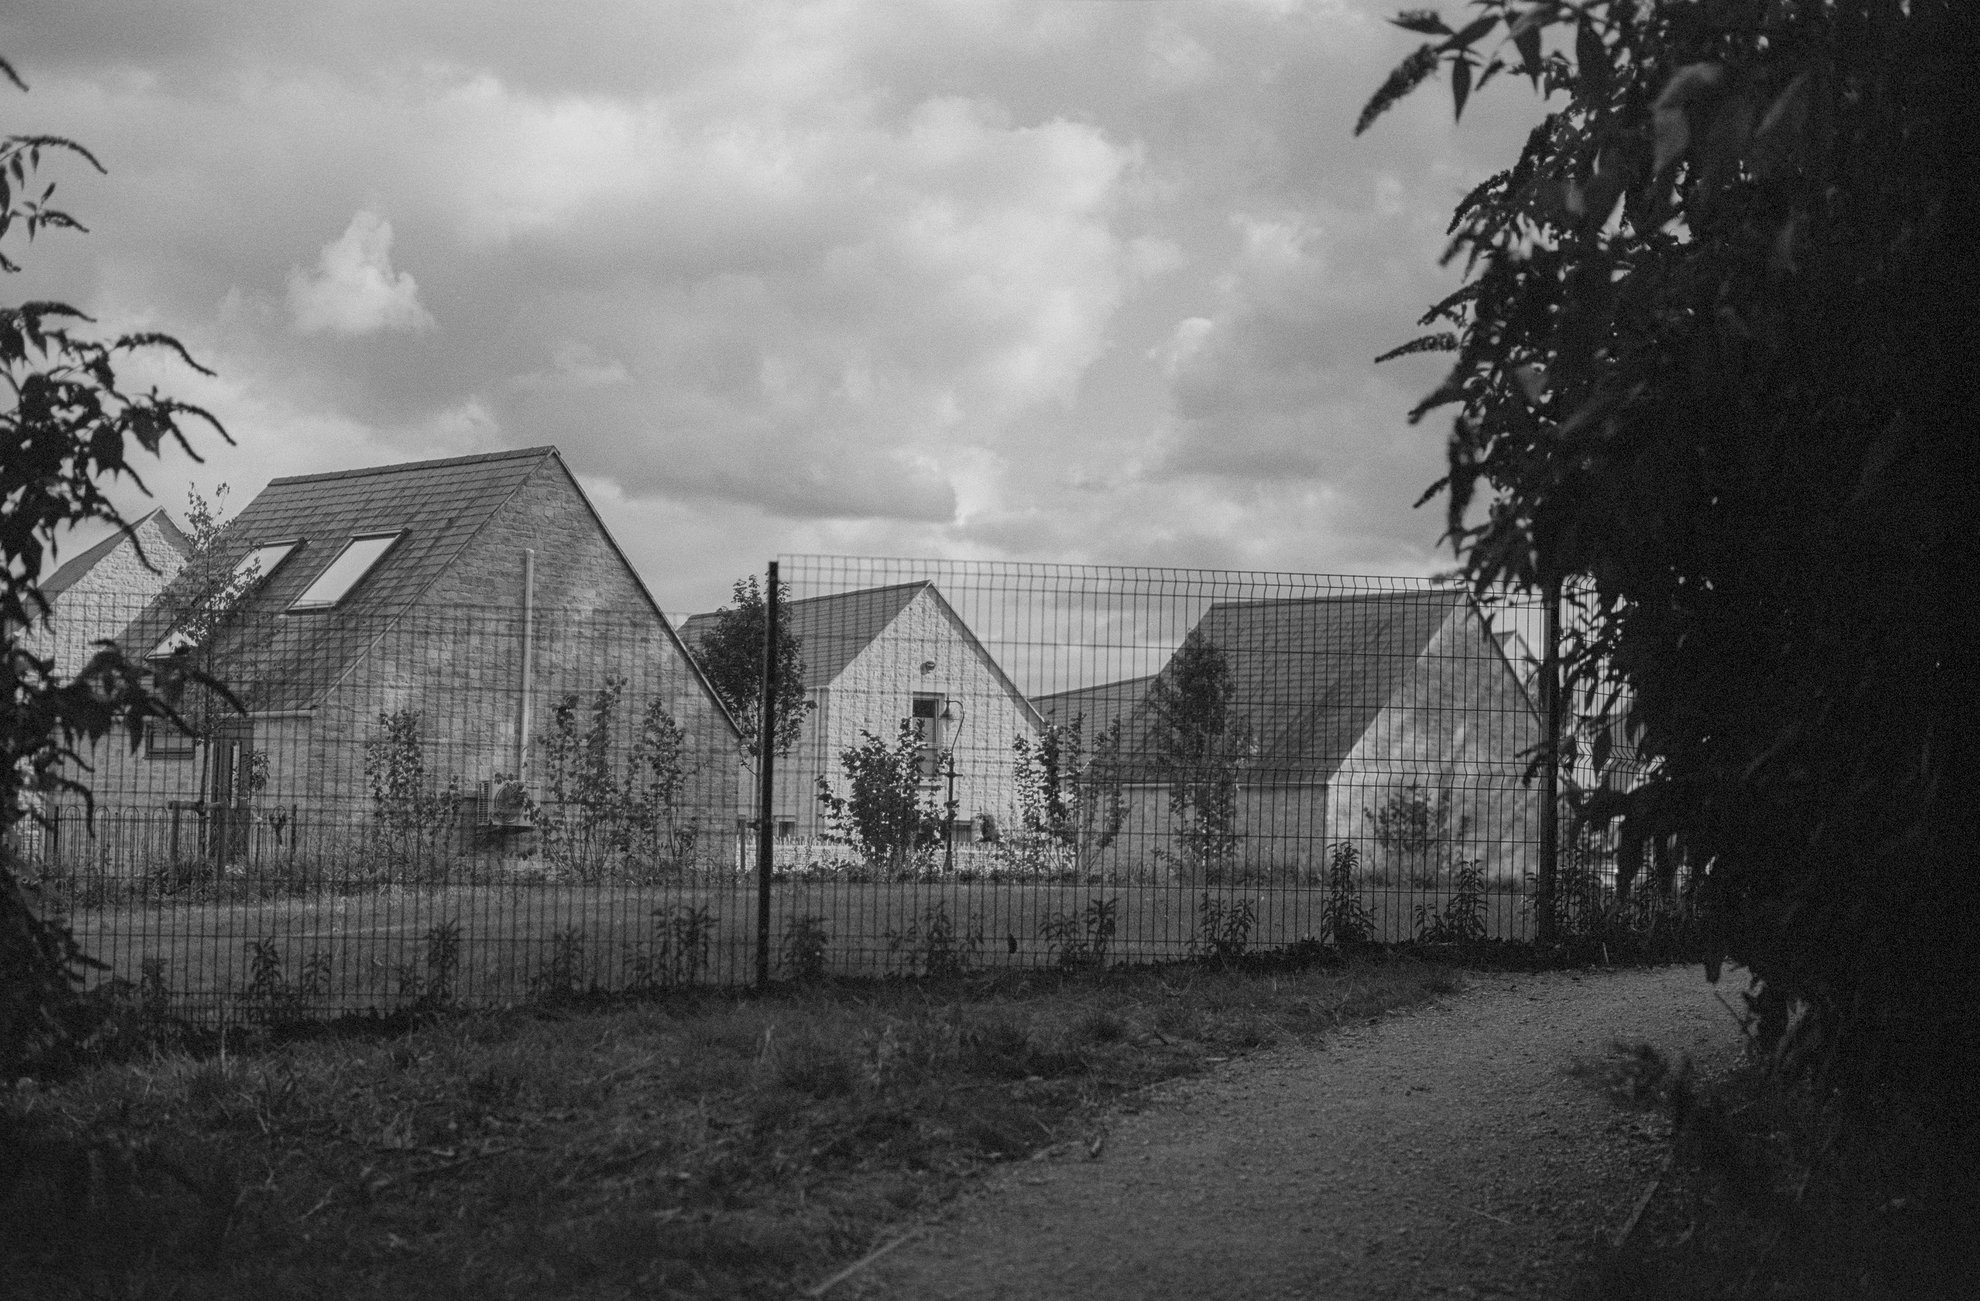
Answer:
xmin=287 ymin=532 xmax=402 ymax=611
xmin=234 ymin=541 xmax=301 ymax=587
xmin=148 ymin=540 xmax=300 ymax=657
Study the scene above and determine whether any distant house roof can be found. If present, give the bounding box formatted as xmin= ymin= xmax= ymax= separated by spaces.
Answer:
xmin=126 ymin=447 xmax=732 ymax=725
xmin=41 ymin=509 xmax=188 ymax=600
xmin=682 ymin=580 xmax=1045 ymax=728
xmin=1035 ymin=675 xmax=1156 ymax=737
xmin=1046 ymin=589 xmax=1499 ymax=786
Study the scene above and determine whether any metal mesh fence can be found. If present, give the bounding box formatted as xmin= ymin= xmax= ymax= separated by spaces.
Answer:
xmin=10 ymin=560 xmax=1619 ymax=1022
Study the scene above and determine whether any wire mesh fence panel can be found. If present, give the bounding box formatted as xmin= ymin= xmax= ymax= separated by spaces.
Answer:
xmin=13 ymin=560 xmax=1614 ymax=1021
xmin=17 ymin=595 xmax=752 ymax=1022
xmin=763 ymin=557 xmax=1557 ymax=976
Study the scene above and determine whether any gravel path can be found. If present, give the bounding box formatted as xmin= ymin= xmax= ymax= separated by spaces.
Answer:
xmin=845 ymin=966 xmax=1745 ymax=1301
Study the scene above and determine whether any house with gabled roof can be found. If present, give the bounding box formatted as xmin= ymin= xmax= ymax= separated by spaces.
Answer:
xmin=681 ymin=580 xmax=1043 ymax=846
xmin=57 ymin=447 xmax=742 ymax=876
xmin=17 ymin=508 xmax=189 ymax=676
xmin=1036 ymin=589 xmax=1542 ymax=884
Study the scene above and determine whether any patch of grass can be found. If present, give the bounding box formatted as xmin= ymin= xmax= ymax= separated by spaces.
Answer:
xmin=3 ymin=953 xmax=1458 ymax=1300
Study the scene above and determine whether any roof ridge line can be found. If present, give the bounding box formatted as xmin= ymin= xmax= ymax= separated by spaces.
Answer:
xmin=267 ymin=446 xmax=558 ymax=487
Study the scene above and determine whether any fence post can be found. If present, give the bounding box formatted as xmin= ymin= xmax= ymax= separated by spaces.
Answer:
xmin=755 ymin=561 xmax=779 ymax=987
xmin=1537 ymin=577 xmax=1562 ymax=943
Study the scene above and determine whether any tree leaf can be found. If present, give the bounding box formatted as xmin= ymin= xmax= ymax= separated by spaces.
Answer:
xmin=1514 ymin=24 xmax=1544 ymax=85
xmin=1355 ymin=44 xmax=1442 ymax=136
xmin=1375 ymin=332 xmax=1459 ymax=363
xmin=1452 ymin=57 xmax=1473 ymax=120
xmin=1440 ymin=14 xmax=1499 ymax=52
xmin=1390 ymin=9 xmax=1452 ymax=36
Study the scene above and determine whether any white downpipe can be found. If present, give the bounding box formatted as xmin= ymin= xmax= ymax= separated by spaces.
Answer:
xmin=518 ymin=549 xmax=535 ymax=783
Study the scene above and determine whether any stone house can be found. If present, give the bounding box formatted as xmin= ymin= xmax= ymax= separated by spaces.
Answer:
xmin=55 ymin=446 xmax=741 ymax=876
xmin=681 ymin=581 xmax=1042 ymax=846
xmin=17 ymin=508 xmax=190 ymax=676
xmin=1037 ymin=589 xmax=1543 ymax=884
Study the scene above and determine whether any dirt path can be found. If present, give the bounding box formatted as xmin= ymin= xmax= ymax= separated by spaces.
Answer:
xmin=845 ymin=966 xmax=1745 ymax=1301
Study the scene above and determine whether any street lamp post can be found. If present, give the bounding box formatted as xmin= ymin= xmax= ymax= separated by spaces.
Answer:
xmin=939 ymin=699 xmax=965 ymax=874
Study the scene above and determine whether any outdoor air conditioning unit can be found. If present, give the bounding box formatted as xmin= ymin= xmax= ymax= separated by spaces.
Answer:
xmin=476 ymin=778 xmax=533 ymax=829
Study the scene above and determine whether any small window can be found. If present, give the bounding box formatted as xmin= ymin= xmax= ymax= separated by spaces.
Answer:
xmin=149 ymin=540 xmax=300 ymax=657
xmin=288 ymin=532 xmax=402 ymax=611
xmin=144 ymin=719 xmax=196 ymax=760
xmin=235 ymin=541 xmax=301 ymax=586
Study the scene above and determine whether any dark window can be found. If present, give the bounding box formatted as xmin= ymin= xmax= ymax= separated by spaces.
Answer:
xmin=144 ymin=719 xmax=196 ymax=760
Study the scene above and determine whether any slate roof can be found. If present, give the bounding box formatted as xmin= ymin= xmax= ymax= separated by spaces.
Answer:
xmin=682 ymin=580 xmax=1044 ymax=727
xmin=1046 ymin=590 xmax=1483 ymax=786
xmin=1035 ymin=675 xmax=1156 ymax=736
xmin=42 ymin=509 xmax=187 ymax=599
xmin=126 ymin=447 xmax=731 ymax=724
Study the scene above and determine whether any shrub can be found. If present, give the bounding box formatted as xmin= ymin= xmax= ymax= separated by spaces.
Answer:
xmin=1320 ymin=842 xmax=1376 ymax=949
xmin=1193 ymin=893 xmax=1256 ymax=965
xmin=394 ymin=919 xmax=461 ymax=1009
xmin=625 ymin=905 xmax=716 ymax=991
xmin=1414 ymin=858 xmax=1488 ymax=945
xmin=778 ymin=914 xmax=829 ymax=983
xmin=815 ymin=722 xmax=947 ymax=878
xmin=1040 ymin=896 xmax=1118 ymax=972
xmin=884 ymin=902 xmax=982 ymax=979
xmin=242 ymin=939 xmax=332 ymax=1024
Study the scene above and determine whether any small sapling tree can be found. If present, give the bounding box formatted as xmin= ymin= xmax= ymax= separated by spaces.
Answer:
xmin=1146 ymin=632 xmax=1253 ymax=882
xmin=1012 ymin=713 xmax=1127 ymax=879
xmin=536 ymin=678 xmax=701 ymax=880
xmin=361 ymin=707 xmax=461 ymax=880
xmin=692 ymin=574 xmax=812 ymax=759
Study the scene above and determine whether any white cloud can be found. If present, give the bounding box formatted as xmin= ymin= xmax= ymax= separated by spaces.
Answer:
xmin=7 ymin=0 xmax=1545 ymax=602
xmin=286 ymin=211 xmax=436 ymax=336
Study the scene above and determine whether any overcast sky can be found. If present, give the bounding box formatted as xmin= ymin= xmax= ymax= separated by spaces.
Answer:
xmin=4 ymin=1 xmax=1541 ymax=614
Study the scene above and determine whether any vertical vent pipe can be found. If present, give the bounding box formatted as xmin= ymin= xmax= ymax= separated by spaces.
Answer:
xmin=518 ymin=549 xmax=536 ymax=784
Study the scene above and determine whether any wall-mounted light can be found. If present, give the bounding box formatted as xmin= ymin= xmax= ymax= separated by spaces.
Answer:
xmin=920 ymin=659 xmax=937 ymax=674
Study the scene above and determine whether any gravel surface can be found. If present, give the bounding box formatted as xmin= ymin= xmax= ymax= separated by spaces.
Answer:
xmin=844 ymin=965 xmax=1746 ymax=1301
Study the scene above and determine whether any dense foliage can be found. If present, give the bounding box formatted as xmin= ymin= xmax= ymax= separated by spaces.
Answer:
xmin=2 ymin=55 xmax=224 ymax=1077
xmin=691 ymin=574 xmax=811 ymax=758
xmin=1360 ymin=1 xmax=1979 ymax=1096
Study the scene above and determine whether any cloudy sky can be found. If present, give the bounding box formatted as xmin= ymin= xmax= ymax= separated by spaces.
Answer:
xmin=5 ymin=1 xmax=1541 ymax=614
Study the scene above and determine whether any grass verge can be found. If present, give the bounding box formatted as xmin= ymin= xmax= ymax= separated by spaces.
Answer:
xmin=1 ymin=954 xmax=1459 ymax=1300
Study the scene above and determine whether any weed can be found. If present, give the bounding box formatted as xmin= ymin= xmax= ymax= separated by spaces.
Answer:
xmin=395 ymin=918 xmax=462 ymax=1008
xmin=778 ymin=913 xmax=830 ymax=983
xmin=242 ymin=938 xmax=332 ymax=1024
xmin=1040 ymin=895 xmax=1118 ymax=971
xmin=884 ymin=902 xmax=984 ymax=979
xmin=1321 ymin=841 xmax=1376 ymax=949
xmin=138 ymin=957 xmax=171 ymax=1020
xmin=530 ymin=926 xmax=589 ymax=1001
xmin=1414 ymin=857 xmax=1488 ymax=944
xmin=626 ymin=904 xmax=717 ymax=991
xmin=1193 ymin=893 xmax=1255 ymax=964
